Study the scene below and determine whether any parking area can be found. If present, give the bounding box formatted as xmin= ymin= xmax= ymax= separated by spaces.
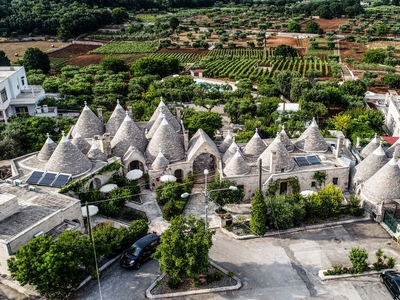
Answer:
xmin=75 ymin=220 xmax=397 ymax=300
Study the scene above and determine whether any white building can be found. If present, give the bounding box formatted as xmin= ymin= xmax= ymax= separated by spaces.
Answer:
xmin=385 ymin=90 xmax=400 ymax=136
xmin=0 ymin=66 xmax=55 ymax=123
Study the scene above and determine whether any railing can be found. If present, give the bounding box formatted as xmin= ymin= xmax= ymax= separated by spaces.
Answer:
xmin=384 ymin=210 xmax=398 ymax=233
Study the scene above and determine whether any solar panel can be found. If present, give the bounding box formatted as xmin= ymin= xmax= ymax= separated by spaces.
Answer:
xmin=26 ymin=171 xmax=44 ymax=184
xmin=38 ymin=172 xmax=57 ymax=185
xmin=294 ymin=157 xmax=309 ymax=166
xmin=52 ymin=174 xmax=71 ymax=187
xmin=307 ymin=155 xmax=321 ymax=165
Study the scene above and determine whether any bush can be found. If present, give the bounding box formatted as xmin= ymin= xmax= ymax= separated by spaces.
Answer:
xmin=162 ymin=201 xmax=178 ymax=221
xmin=348 ymin=246 xmax=368 ymax=274
xmin=167 ymin=277 xmax=182 ymax=289
xmin=347 ymin=195 xmax=364 ymax=216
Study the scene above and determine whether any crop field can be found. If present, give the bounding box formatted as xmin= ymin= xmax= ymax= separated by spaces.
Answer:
xmin=89 ymin=41 xmax=159 ymax=54
xmin=150 ymin=52 xmax=205 ymax=64
xmin=0 ymin=41 xmax=70 ymax=61
xmin=207 ymin=48 xmax=266 ymax=60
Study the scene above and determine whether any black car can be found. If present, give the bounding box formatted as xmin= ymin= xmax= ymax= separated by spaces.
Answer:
xmin=381 ymin=270 xmax=400 ymax=299
xmin=120 ymin=233 xmax=160 ymax=269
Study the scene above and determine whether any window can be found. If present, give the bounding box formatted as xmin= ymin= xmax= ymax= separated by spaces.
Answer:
xmin=333 ymin=177 xmax=338 ymax=185
xmin=21 ymin=77 xmax=25 ymax=86
xmin=311 ymin=181 xmax=316 ymax=187
xmin=0 ymin=88 xmax=7 ymax=102
xmin=279 ymin=182 xmax=288 ymax=194
xmin=15 ymin=106 xmax=28 ymax=115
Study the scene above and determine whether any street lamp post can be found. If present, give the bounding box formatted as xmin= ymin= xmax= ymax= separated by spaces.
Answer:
xmin=181 ymin=169 xmax=238 ymax=234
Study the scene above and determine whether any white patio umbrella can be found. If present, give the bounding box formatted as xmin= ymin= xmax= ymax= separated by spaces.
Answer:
xmin=160 ymin=175 xmax=177 ymax=182
xmin=300 ymin=190 xmax=316 ymax=197
xmin=81 ymin=205 xmax=99 ymax=217
xmin=126 ymin=169 xmax=143 ymax=180
xmin=100 ymin=183 xmax=118 ymax=193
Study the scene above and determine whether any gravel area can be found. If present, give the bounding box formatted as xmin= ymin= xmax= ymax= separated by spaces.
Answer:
xmin=150 ymin=266 xmax=237 ymax=295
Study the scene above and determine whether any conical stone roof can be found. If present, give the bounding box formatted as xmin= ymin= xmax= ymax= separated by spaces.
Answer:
xmin=223 ymin=138 xmax=238 ymax=163
xmin=45 ymin=133 xmax=92 ymax=175
xmin=146 ymin=100 xmax=181 ymax=132
xmin=224 ymin=148 xmax=250 ymax=176
xmin=260 ymin=134 xmax=295 ymax=172
xmin=106 ymin=100 xmax=126 ymax=137
xmin=146 ymin=113 xmax=165 ymax=139
xmin=87 ymin=141 xmax=108 ymax=162
xmin=145 ymin=118 xmax=185 ymax=162
xmin=71 ymin=102 xmax=104 ymax=138
xmin=122 ymin=145 xmax=147 ymax=166
xmin=243 ymin=129 xmax=267 ymax=156
xmin=279 ymin=126 xmax=294 ymax=152
xmin=219 ymin=130 xmax=233 ymax=153
xmin=71 ymin=132 xmax=91 ymax=154
xmin=111 ymin=112 xmax=147 ymax=157
xmin=37 ymin=133 xmax=57 ymax=161
xmin=151 ymin=150 xmax=170 ymax=170
xmin=361 ymin=134 xmax=380 ymax=158
xmin=362 ymin=157 xmax=400 ymax=204
xmin=351 ymin=144 xmax=389 ymax=185
xmin=294 ymin=118 xmax=329 ymax=152
xmin=385 ymin=139 xmax=400 ymax=159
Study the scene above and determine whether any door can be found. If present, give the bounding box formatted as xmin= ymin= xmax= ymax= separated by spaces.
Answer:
xmin=279 ymin=182 xmax=288 ymax=194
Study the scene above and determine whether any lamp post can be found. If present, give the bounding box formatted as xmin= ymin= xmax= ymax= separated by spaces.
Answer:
xmin=181 ymin=169 xmax=238 ymax=234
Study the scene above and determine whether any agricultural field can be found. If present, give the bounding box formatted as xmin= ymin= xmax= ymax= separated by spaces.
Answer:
xmin=89 ymin=41 xmax=159 ymax=54
xmin=0 ymin=41 xmax=70 ymax=62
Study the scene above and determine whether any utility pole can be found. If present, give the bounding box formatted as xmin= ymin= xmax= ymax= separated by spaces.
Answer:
xmin=258 ymin=158 xmax=262 ymax=192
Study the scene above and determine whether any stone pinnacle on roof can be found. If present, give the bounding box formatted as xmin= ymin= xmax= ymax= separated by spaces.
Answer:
xmin=219 ymin=130 xmax=233 ymax=153
xmin=243 ymin=128 xmax=267 ymax=156
xmin=259 ymin=133 xmax=295 ymax=172
xmin=279 ymin=125 xmax=294 ymax=152
xmin=145 ymin=117 xmax=185 ymax=162
xmin=87 ymin=140 xmax=108 ymax=162
xmin=71 ymin=131 xmax=91 ymax=154
xmin=146 ymin=113 xmax=165 ymax=139
xmin=37 ymin=133 xmax=57 ymax=161
xmin=151 ymin=149 xmax=170 ymax=170
xmin=111 ymin=111 xmax=147 ymax=157
xmin=45 ymin=131 xmax=92 ymax=175
xmin=360 ymin=133 xmax=380 ymax=158
xmin=294 ymin=118 xmax=329 ymax=152
xmin=224 ymin=147 xmax=250 ymax=176
xmin=351 ymin=143 xmax=388 ymax=186
xmin=146 ymin=98 xmax=181 ymax=132
xmin=106 ymin=100 xmax=126 ymax=137
xmin=362 ymin=157 xmax=400 ymax=205
xmin=223 ymin=137 xmax=238 ymax=163
xmin=71 ymin=101 xmax=104 ymax=138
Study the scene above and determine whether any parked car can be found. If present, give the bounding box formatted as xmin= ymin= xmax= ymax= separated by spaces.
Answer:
xmin=120 ymin=233 xmax=160 ymax=269
xmin=381 ymin=270 xmax=400 ymax=299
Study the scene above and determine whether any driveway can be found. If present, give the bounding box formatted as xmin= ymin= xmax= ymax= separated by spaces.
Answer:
xmin=75 ymin=220 xmax=396 ymax=300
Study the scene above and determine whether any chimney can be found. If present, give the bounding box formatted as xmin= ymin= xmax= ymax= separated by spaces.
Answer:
xmin=97 ymin=108 xmax=103 ymax=122
xmin=176 ymin=107 xmax=182 ymax=124
xmin=101 ymin=133 xmax=111 ymax=157
xmin=127 ymin=106 xmax=133 ymax=119
xmin=395 ymin=144 xmax=400 ymax=160
xmin=336 ymin=136 xmax=344 ymax=158
xmin=183 ymin=130 xmax=189 ymax=151
xmin=270 ymin=151 xmax=276 ymax=174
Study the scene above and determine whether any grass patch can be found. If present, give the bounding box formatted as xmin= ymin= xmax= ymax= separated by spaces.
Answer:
xmin=134 ymin=14 xmax=163 ymax=23
xmin=90 ymin=41 xmax=159 ymax=54
xmin=307 ymin=38 xmax=334 ymax=56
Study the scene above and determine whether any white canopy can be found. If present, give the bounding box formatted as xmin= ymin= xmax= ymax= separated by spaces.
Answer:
xmin=160 ymin=175 xmax=177 ymax=182
xmin=126 ymin=169 xmax=143 ymax=180
xmin=100 ymin=183 xmax=118 ymax=193
xmin=81 ymin=205 xmax=99 ymax=217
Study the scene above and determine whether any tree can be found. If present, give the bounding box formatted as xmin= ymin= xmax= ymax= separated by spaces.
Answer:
xmin=257 ymin=96 xmax=280 ymax=126
xmin=338 ymin=80 xmax=367 ymax=97
xmin=274 ymin=70 xmax=300 ymax=98
xmin=330 ymin=114 xmax=352 ymax=135
xmin=23 ymin=47 xmax=50 ymax=74
xmin=290 ymin=77 xmax=312 ymax=102
xmin=132 ymin=56 xmax=181 ymax=78
xmin=153 ymin=215 xmax=214 ymax=287
xmin=183 ymin=110 xmax=222 ymax=138
xmin=100 ymin=56 xmax=129 ymax=73
xmin=305 ymin=21 xmax=323 ymax=34
xmin=207 ymin=172 xmax=243 ymax=206
xmin=112 ymin=7 xmax=128 ymax=24
xmin=0 ymin=50 xmax=10 ymax=66
xmin=250 ymin=190 xmax=267 ymax=235
xmin=287 ymin=21 xmax=301 ymax=33
xmin=274 ymin=44 xmax=298 ymax=58
xmin=307 ymin=183 xmax=343 ymax=220
xmin=362 ymin=48 xmax=387 ymax=64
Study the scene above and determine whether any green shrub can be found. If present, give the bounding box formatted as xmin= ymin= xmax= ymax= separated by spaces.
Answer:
xmin=347 ymin=195 xmax=364 ymax=216
xmin=192 ymin=277 xmax=202 ymax=287
xmin=162 ymin=201 xmax=178 ymax=221
xmin=167 ymin=278 xmax=182 ymax=289
xmin=348 ymin=246 xmax=368 ymax=274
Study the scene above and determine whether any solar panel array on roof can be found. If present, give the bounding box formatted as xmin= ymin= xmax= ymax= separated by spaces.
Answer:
xmin=294 ymin=155 xmax=321 ymax=166
xmin=25 ymin=171 xmax=71 ymax=187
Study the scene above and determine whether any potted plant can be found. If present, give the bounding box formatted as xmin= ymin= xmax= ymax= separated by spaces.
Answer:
xmin=225 ymin=212 xmax=233 ymax=226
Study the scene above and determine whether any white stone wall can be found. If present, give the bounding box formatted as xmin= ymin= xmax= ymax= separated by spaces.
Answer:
xmin=0 ymin=194 xmax=19 ymax=222
xmin=386 ymin=98 xmax=400 ymax=136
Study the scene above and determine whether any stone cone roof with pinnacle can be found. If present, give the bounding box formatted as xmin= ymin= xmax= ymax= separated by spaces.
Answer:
xmin=146 ymin=113 xmax=165 ymax=139
xmin=145 ymin=118 xmax=185 ymax=162
xmin=279 ymin=127 xmax=294 ymax=152
xmin=218 ymin=130 xmax=233 ymax=153
xmin=111 ymin=112 xmax=147 ymax=157
xmin=385 ymin=139 xmax=400 ymax=159
xmin=151 ymin=151 xmax=170 ymax=170
xmin=223 ymin=138 xmax=238 ymax=163
xmin=360 ymin=134 xmax=380 ymax=158
xmin=362 ymin=157 xmax=400 ymax=204
xmin=122 ymin=145 xmax=147 ymax=166
xmin=224 ymin=147 xmax=250 ymax=177
xmin=106 ymin=101 xmax=126 ymax=137
xmin=45 ymin=134 xmax=92 ymax=175
xmin=146 ymin=100 xmax=181 ymax=132
xmin=243 ymin=129 xmax=267 ymax=156
xmin=87 ymin=141 xmax=108 ymax=162
xmin=260 ymin=134 xmax=295 ymax=172
xmin=295 ymin=118 xmax=329 ymax=152
xmin=71 ymin=102 xmax=104 ymax=138
xmin=37 ymin=133 xmax=57 ymax=161
xmin=351 ymin=144 xmax=388 ymax=185
xmin=71 ymin=132 xmax=91 ymax=154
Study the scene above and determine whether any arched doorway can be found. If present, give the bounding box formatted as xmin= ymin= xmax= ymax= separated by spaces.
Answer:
xmin=193 ymin=153 xmax=216 ymax=183
xmin=129 ymin=160 xmax=144 ymax=171
xmin=89 ymin=178 xmax=101 ymax=189
xmin=174 ymin=169 xmax=183 ymax=182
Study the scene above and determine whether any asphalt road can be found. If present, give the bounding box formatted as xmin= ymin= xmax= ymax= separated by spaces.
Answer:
xmin=74 ymin=220 xmax=396 ymax=300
